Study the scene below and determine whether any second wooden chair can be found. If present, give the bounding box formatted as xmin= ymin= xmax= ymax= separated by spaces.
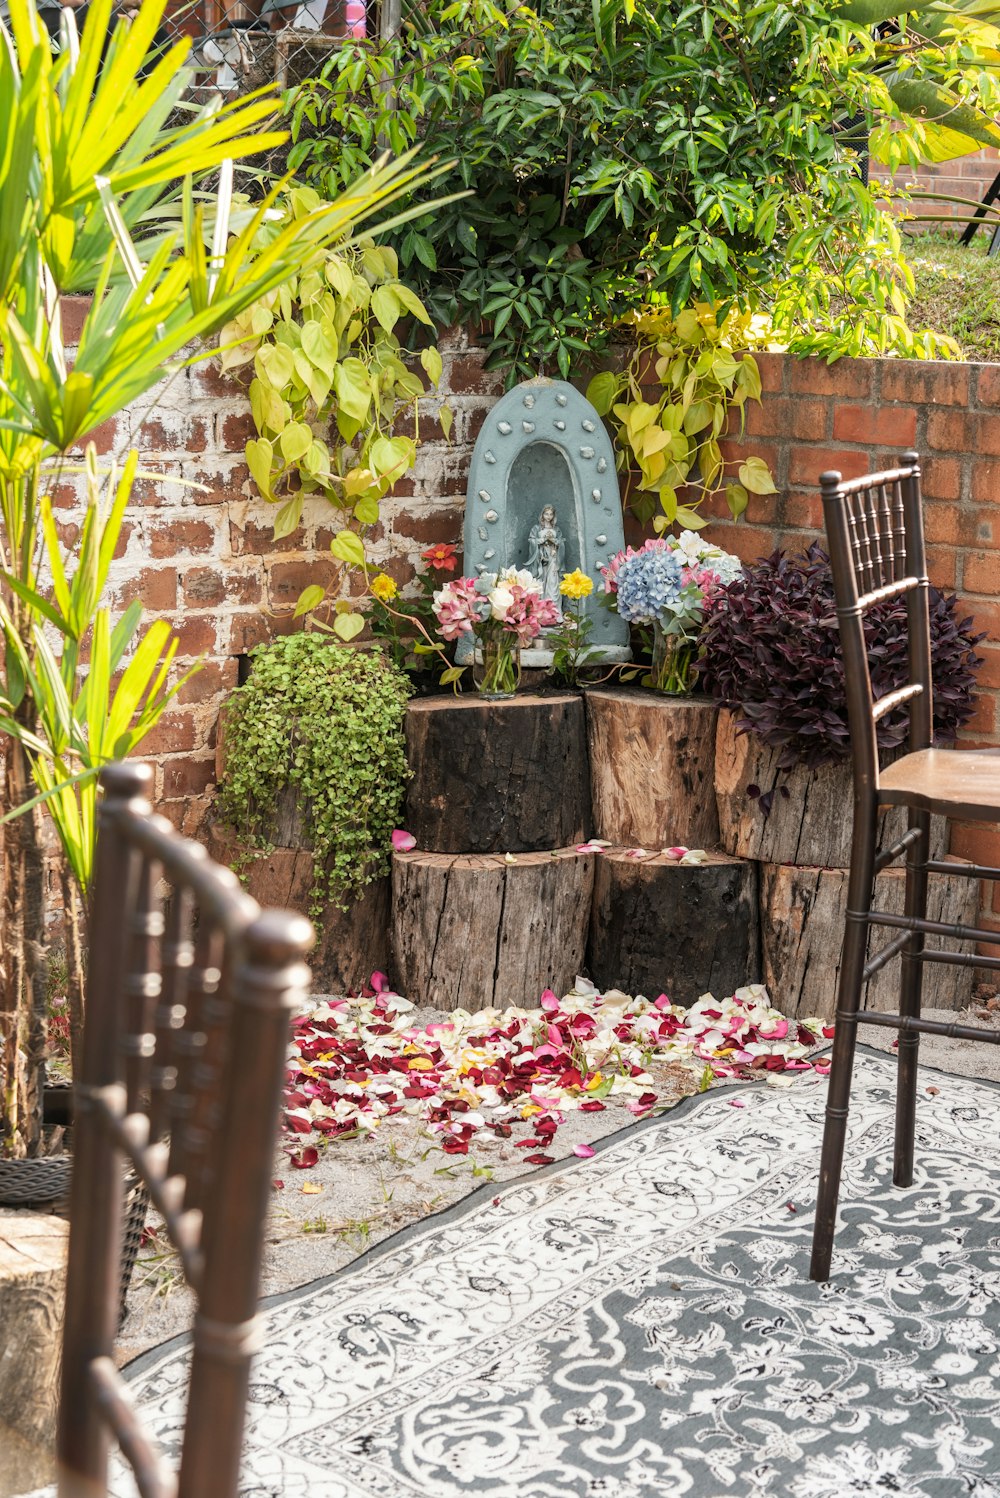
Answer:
xmin=810 ymin=451 xmax=1000 ymax=1283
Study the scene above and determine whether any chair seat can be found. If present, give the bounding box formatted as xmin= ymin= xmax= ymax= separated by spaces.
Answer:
xmin=878 ymin=747 xmax=1000 ymax=821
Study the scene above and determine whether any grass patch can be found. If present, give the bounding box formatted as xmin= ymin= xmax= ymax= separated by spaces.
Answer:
xmin=905 ymin=234 xmax=1000 ymax=362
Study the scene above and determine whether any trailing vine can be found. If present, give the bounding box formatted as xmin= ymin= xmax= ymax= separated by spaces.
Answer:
xmin=218 ymin=636 xmax=411 ymax=916
xmin=218 ymin=186 xmax=443 ymax=637
xmin=587 ymin=302 xmax=777 ymax=532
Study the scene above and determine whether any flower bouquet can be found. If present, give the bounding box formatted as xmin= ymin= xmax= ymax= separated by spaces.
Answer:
xmin=433 ymin=567 xmax=561 ymax=696
xmin=603 ymin=530 xmax=742 ymax=694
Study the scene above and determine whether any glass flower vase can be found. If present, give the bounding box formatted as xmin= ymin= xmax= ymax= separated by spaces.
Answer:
xmin=475 ymin=634 xmax=521 ymax=698
xmin=650 ymin=621 xmax=696 ymax=695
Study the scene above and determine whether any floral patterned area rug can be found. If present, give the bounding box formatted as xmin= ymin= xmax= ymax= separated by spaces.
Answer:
xmin=119 ymin=1049 xmax=1000 ymax=1498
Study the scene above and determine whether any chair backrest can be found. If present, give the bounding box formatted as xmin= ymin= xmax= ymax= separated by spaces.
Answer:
xmin=820 ymin=450 xmax=935 ymax=795
xmin=57 ymin=761 xmax=313 ymax=1498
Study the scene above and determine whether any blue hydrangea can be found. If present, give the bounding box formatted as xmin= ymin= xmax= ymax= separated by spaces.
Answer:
xmin=614 ymin=549 xmax=685 ymax=626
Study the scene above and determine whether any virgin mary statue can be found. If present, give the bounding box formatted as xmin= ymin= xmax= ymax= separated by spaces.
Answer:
xmin=526 ymin=505 xmax=565 ymax=613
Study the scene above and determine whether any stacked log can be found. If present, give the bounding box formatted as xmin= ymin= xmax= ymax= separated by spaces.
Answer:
xmin=393 ymin=849 xmax=594 ymax=1011
xmin=206 ymin=823 xmax=391 ymax=995
xmin=715 ymin=710 xmax=972 ymax=1017
xmin=587 ymin=850 xmax=759 ymax=1005
xmin=0 ymin=1211 xmax=68 ymax=1460
xmin=403 ymin=694 xmax=591 ymax=852
xmin=761 ymin=860 xmax=978 ymax=1021
xmin=581 ymin=690 xmax=760 ymax=1000
xmin=584 ymin=688 xmax=720 ymax=849
xmin=393 ymin=695 xmax=593 ymax=1010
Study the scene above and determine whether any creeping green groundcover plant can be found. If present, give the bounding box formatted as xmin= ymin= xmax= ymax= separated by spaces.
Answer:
xmin=218 ymin=637 xmax=411 ymax=918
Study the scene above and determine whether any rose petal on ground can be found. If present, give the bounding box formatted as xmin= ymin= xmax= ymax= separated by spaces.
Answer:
xmin=391 ymin=829 xmax=417 ymax=852
xmin=290 ymin=1147 xmax=319 ymax=1169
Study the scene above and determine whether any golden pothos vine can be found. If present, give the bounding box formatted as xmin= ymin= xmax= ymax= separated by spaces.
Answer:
xmin=587 ymin=303 xmax=777 ymax=532
xmin=219 ymin=186 xmax=446 ymax=640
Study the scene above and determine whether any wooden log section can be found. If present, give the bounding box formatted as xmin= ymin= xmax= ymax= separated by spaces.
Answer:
xmin=206 ymin=823 xmax=390 ymax=994
xmin=585 ymin=688 xmax=720 ymax=850
xmin=761 ymin=859 xmax=978 ymax=1021
xmin=587 ymin=850 xmax=760 ymax=1006
xmin=403 ymin=693 xmax=591 ymax=854
xmin=392 ymin=849 xmax=594 ymax=1011
xmin=0 ymin=1210 xmax=68 ymax=1458
xmin=715 ymin=710 xmax=946 ymax=868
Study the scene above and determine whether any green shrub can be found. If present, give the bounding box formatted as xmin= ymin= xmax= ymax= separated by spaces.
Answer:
xmin=282 ymin=0 xmax=953 ymax=378
xmin=218 ymin=637 xmax=411 ymax=915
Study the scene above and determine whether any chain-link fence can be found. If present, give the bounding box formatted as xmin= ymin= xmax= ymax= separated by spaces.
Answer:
xmin=15 ymin=0 xmax=384 ymax=100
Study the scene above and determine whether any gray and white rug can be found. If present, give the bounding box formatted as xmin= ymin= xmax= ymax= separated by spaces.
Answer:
xmin=122 ymin=1051 xmax=1000 ymax=1497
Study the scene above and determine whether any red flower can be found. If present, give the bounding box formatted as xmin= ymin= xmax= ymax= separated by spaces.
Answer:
xmin=421 ymin=542 xmax=459 ymax=573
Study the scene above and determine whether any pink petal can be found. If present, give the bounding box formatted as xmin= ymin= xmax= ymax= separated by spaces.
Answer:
xmin=573 ymin=1143 xmax=596 ymax=1158
xmin=727 ymin=1097 xmax=747 ymax=1108
xmin=370 ymin=970 xmax=388 ymax=992
xmin=664 ymin=846 xmax=688 ymax=860
xmin=392 ymin=829 xmax=417 ymax=852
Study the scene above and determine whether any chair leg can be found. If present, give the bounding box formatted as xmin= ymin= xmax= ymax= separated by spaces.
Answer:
xmin=894 ymin=810 xmax=930 ymax=1188
xmin=809 ymin=801 xmax=877 ymax=1283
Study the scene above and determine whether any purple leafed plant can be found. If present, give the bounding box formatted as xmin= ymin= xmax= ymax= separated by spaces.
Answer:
xmin=700 ymin=544 xmax=984 ymax=773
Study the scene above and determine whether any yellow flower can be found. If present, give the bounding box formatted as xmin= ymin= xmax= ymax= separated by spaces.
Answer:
xmin=370 ymin=573 xmax=398 ymax=603
xmin=560 ymin=568 xmax=594 ymax=600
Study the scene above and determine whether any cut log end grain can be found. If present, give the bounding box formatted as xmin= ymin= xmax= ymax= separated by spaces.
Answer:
xmin=587 ymin=849 xmax=760 ymax=1007
xmin=404 ymin=693 xmax=591 ymax=854
xmin=392 ymin=848 xmax=595 ymax=1011
xmin=761 ymin=859 xmax=979 ymax=1021
xmin=584 ymin=688 xmax=720 ymax=850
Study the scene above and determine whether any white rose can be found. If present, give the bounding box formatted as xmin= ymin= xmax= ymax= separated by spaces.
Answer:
xmin=676 ymin=530 xmax=705 ymax=564
xmin=489 ymin=586 xmax=515 ymax=619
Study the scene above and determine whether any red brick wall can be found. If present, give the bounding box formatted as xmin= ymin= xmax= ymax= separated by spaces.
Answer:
xmin=699 ymin=352 xmax=1000 ymax=941
xmin=874 ymin=148 xmax=1000 ymax=229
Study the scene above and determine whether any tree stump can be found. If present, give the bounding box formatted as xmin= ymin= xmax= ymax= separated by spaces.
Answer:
xmin=715 ymin=710 xmax=945 ymax=867
xmin=0 ymin=1211 xmax=68 ymax=1455
xmin=587 ymin=850 xmax=759 ymax=1005
xmin=585 ymin=688 xmax=720 ymax=849
xmin=392 ymin=849 xmax=594 ymax=1010
xmin=206 ymin=823 xmax=391 ymax=994
xmin=403 ymin=694 xmax=591 ymax=853
xmin=761 ymin=859 xmax=978 ymax=1021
